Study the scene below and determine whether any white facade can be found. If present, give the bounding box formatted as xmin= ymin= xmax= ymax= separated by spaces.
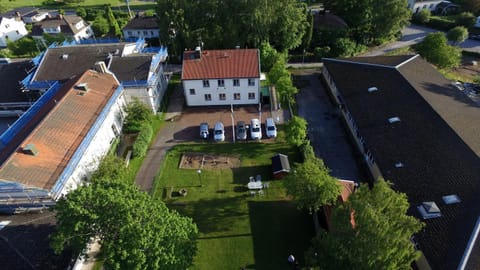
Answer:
xmin=0 ymin=17 xmax=28 ymax=47
xmin=408 ymin=0 xmax=443 ymax=13
xmin=72 ymin=24 xmax=93 ymax=41
xmin=183 ymin=78 xmax=260 ymax=106
xmin=52 ymin=90 xmax=126 ymax=199
xmin=123 ymin=29 xmax=160 ymax=39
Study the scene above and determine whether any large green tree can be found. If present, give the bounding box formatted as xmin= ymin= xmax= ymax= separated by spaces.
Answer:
xmin=51 ymin=168 xmax=198 ymax=270
xmin=415 ymin=32 xmax=461 ymax=68
xmin=325 ymin=0 xmax=410 ymax=45
xmin=285 ymin=116 xmax=308 ymax=147
xmin=305 ymin=180 xmax=424 ymax=270
xmin=156 ymin=0 xmax=307 ymax=56
xmin=283 ymin=155 xmax=341 ymax=214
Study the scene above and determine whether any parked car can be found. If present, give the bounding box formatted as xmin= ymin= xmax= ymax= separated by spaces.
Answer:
xmin=213 ymin=121 xmax=225 ymax=142
xmin=200 ymin=122 xmax=209 ymax=139
xmin=265 ymin=117 xmax=277 ymax=138
xmin=236 ymin=121 xmax=247 ymax=141
xmin=250 ymin=118 xmax=262 ymax=140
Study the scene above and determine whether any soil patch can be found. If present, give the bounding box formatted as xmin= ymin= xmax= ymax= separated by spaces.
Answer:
xmin=179 ymin=152 xmax=240 ymax=169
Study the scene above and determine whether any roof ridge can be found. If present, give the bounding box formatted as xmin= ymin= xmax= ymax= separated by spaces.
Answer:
xmin=322 ymin=57 xmax=397 ymax=69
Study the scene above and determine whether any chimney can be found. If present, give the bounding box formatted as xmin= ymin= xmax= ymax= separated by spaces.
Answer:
xmin=15 ymin=11 xmax=21 ymax=17
xmin=94 ymin=61 xmax=108 ymax=74
xmin=194 ymin=46 xmax=201 ymax=59
xmin=57 ymin=14 xmax=63 ymax=20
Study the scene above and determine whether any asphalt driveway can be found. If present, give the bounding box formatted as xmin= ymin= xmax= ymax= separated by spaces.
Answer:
xmin=293 ymin=69 xmax=364 ymax=183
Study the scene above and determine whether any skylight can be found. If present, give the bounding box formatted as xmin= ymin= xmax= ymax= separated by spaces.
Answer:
xmin=368 ymin=87 xmax=378 ymax=93
xmin=418 ymin=201 xmax=442 ymax=219
xmin=442 ymin=194 xmax=461 ymax=204
xmin=388 ymin=117 xmax=401 ymax=124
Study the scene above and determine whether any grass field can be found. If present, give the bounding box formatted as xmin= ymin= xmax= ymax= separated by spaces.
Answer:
xmin=1 ymin=0 xmax=156 ymax=11
xmin=153 ymin=141 xmax=315 ymax=270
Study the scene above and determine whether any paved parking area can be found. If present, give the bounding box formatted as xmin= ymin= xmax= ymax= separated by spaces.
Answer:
xmin=135 ymin=85 xmax=286 ymax=191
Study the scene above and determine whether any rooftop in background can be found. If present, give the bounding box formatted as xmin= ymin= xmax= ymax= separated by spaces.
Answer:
xmin=323 ymin=55 xmax=480 ymax=270
xmin=0 ymin=212 xmax=71 ymax=269
xmin=0 ymin=60 xmax=34 ymax=103
xmin=0 ymin=70 xmax=119 ymax=191
xmin=182 ymin=48 xmax=260 ymax=80
xmin=31 ymin=15 xmax=86 ymax=36
xmin=0 ymin=7 xmax=38 ymax=18
xmin=123 ymin=15 xmax=158 ymax=30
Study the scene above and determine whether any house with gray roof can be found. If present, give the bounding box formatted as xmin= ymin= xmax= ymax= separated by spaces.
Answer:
xmin=31 ymin=14 xmax=93 ymax=42
xmin=322 ymin=55 xmax=480 ymax=270
xmin=122 ymin=15 xmax=159 ymax=41
xmin=22 ymin=40 xmax=168 ymax=113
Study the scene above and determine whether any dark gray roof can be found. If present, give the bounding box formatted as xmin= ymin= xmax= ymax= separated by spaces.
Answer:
xmin=0 ymin=7 xmax=38 ymax=18
xmin=31 ymin=15 xmax=86 ymax=37
xmin=110 ymin=55 xmax=153 ymax=82
xmin=122 ymin=16 xmax=158 ymax=30
xmin=323 ymin=55 xmax=480 ymax=270
xmin=33 ymin=44 xmax=125 ymax=82
xmin=0 ymin=60 xmax=34 ymax=102
xmin=271 ymin=154 xmax=290 ymax=174
xmin=0 ymin=212 xmax=72 ymax=269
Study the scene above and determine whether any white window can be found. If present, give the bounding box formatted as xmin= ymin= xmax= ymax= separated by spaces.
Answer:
xmin=189 ymin=89 xmax=195 ymax=95
xmin=204 ymin=94 xmax=212 ymax=101
xmin=218 ymin=79 xmax=225 ymax=87
xmin=219 ymin=93 xmax=226 ymax=100
xmin=234 ymin=93 xmax=240 ymax=100
xmin=233 ymin=79 xmax=240 ymax=87
xmin=248 ymin=78 xmax=255 ymax=86
xmin=248 ymin=92 xmax=255 ymax=99
xmin=203 ymin=80 xmax=210 ymax=87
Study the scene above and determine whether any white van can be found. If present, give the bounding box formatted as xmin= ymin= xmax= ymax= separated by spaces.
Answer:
xmin=250 ymin=118 xmax=262 ymax=140
xmin=265 ymin=118 xmax=277 ymax=138
xmin=213 ymin=121 xmax=225 ymax=142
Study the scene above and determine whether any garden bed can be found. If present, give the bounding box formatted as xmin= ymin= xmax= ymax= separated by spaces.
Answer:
xmin=179 ymin=152 xmax=240 ymax=169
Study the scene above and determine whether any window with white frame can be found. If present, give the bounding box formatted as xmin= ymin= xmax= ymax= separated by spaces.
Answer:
xmin=233 ymin=79 xmax=240 ymax=87
xmin=248 ymin=78 xmax=255 ymax=86
xmin=189 ymin=88 xmax=195 ymax=95
xmin=219 ymin=93 xmax=226 ymax=100
xmin=203 ymin=80 xmax=210 ymax=87
xmin=248 ymin=92 xmax=255 ymax=99
xmin=218 ymin=79 xmax=225 ymax=87
xmin=205 ymin=94 xmax=212 ymax=101
xmin=234 ymin=93 xmax=241 ymax=100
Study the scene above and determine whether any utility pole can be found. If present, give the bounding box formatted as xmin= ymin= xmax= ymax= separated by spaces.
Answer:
xmin=231 ymin=104 xmax=235 ymax=143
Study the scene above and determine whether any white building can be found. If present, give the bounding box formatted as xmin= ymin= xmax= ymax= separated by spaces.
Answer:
xmin=122 ymin=15 xmax=160 ymax=40
xmin=0 ymin=67 xmax=126 ymax=207
xmin=182 ymin=48 xmax=261 ymax=106
xmin=0 ymin=17 xmax=28 ymax=47
xmin=31 ymin=15 xmax=93 ymax=42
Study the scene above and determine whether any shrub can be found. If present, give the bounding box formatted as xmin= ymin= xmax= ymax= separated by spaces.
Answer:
xmin=413 ymin=9 xmax=431 ymax=24
xmin=427 ymin=16 xmax=456 ymax=31
xmin=314 ymin=46 xmax=330 ymax=60
xmin=132 ymin=124 xmax=153 ymax=158
xmin=456 ymin=12 xmax=476 ymax=28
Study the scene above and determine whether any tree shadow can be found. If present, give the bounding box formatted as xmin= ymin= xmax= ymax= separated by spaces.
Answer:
xmin=248 ymin=201 xmax=315 ymax=270
xmin=169 ymin=196 xmax=249 ymax=234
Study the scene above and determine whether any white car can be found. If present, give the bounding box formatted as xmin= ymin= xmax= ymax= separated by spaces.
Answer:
xmin=250 ymin=118 xmax=262 ymax=140
xmin=213 ymin=121 xmax=225 ymax=142
xmin=265 ymin=118 xmax=277 ymax=138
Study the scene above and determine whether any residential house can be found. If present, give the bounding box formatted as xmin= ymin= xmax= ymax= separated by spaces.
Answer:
xmin=122 ymin=15 xmax=160 ymax=41
xmin=182 ymin=48 xmax=261 ymax=106
xmin=31 ymin=14 xmax=93 ymax=42
xmin=0 ymin=7 xmax=49 ymax=24
xmin=408 ymin=0 xmax=459 ymax=14
xmin=322 ymin=55 xmax=480 ymax=270
xmin=22 ymin=41 xmax=168 ymax=113
xmin=0 ymin=67 xmax=126 ymax=210
xmin=0 ymin=17 xmax=28 ymax=47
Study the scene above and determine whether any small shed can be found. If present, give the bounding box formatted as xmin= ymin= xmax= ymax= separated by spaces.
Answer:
xmin=271 ymin=154 xmax=290 ymax=179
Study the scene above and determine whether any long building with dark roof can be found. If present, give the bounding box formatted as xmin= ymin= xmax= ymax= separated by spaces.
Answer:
xmin=322 ymin=55 xmax=480 ymax=270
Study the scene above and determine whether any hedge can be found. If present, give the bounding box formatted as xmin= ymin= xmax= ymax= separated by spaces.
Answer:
xmin=132 ymin=124 xmax=153 ymax=158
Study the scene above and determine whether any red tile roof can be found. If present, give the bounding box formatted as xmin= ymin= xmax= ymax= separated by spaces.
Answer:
xmin=0 ymin=70 xmax=119 ymax=190
xmin=182 ymin=49 xmax=260 ymax=80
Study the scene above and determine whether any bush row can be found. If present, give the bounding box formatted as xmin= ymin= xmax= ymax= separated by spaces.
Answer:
xmin=132 ymin=124 xmax=153 ymax=158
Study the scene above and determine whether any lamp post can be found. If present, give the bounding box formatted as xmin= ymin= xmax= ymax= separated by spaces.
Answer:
xmin=197 ymin=169 xmax=202 ymax=187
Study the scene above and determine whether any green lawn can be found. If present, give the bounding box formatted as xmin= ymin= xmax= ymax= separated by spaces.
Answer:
xmin=153 ymin=141 xmax=315 ymax=270
xmin=1 ymin=0 xmax=155 ymax=10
